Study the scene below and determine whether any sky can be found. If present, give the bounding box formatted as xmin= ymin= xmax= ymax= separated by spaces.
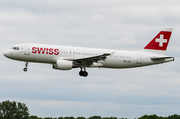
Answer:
xmin=1 ymin=0 xmax=180 ymax=118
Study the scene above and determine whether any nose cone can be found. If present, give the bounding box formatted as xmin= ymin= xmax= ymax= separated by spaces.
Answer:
xmin=3 ymin=50 xmax=9 ymax=58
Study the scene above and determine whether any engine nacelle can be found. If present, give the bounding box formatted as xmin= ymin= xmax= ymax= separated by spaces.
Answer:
xmin=53 ymin=60 xmax=72 ymax=70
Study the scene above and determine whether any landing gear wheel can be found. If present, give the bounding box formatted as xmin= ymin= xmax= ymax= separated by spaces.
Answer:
xmin=83 ymin=71 xmax=88 ymax=77
xmin=23 ymin=68 xmax=27 ymax=72
xmin=79 ymin=67 xmax=88 ymax=77
xmin=79 ymin=71 xmax=84 ymax=76
xmin=23 ymin=61 xmax=28 ymax=72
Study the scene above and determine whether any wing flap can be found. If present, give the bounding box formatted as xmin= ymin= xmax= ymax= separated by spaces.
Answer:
xmin=71 ymin=52 xmax=114 ymax=67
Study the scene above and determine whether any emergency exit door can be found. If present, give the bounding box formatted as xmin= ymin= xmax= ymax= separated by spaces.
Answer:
xmin=24 ymin=45 xmax=30 ymax=55
xmin=136 ymin=53 xmax=142 ymax=64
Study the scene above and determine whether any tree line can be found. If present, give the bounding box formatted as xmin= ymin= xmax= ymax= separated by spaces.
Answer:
xmin=29 ymin=115 xmax=180 ymax=119
xmin=0 ymin=100 xmax=180 ymax=119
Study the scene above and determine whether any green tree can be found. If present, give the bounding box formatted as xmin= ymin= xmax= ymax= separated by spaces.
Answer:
xmin=76 ymin=117 xmax=86 ymax=119
xmin=63 ymin=117 xmax=75 ymax=119
xmin=138 ymin=114 xmax=165 ymax=119
xmin=88 ymin=116 xmax=101 ymax=119
xmin=29 ymin=115 xmax=43 ymax=119
xmin=58 ymin=117 xmax=64 ymax=119
xmin=0 ymin=100 xmax=29 ymax=119
xmin=103 ymin=117 xmax=117 ymax=119
xmin=167 ymin=114 xmax=180 ymax=119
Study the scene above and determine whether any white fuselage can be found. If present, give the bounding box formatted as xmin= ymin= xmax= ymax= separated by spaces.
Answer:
xmin=3 ymin=43 xmax=173 ymax=69
xmin=3 ymin=28 xmax=174 ymax=77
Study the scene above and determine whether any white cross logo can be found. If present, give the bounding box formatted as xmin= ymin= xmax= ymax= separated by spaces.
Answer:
xmin=155 ymin=35 xmax=167 ymax=47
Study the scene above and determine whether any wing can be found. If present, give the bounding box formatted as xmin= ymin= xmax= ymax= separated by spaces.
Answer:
xmin=71 ymin=52 xmax=114 ymax=67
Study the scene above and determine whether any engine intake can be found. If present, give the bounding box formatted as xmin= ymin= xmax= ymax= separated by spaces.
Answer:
xmin=53 ymin=60 xmax=72 ymax=70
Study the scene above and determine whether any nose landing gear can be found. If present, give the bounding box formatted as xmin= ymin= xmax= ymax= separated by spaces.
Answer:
xmin=23 ymin=61 xmax=28 ymax=72
xmin=23 ymin=67 xmax=27 ymax=72
xmin=79 ymin=67 xmax=88 ymax=77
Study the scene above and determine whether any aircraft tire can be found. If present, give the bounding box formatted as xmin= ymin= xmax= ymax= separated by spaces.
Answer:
xmin=23 ymin=68 xmax=27 ymax=72
xmin=79 ymin=71 xmax=84 ymax=76
xmin=83 ymin=71 xmax=88 ymax=77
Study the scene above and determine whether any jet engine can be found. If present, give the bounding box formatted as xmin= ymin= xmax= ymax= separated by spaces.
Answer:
xmin=53 ymin=60 xmax=72 ymax=70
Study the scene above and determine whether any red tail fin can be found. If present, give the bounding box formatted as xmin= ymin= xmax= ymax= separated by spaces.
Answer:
xmin=144 ymin=28 xmax=173 ymax=51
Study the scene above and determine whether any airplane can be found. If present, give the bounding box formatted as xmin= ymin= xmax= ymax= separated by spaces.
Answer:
xmin=4 ymin=28 xmax=174 ymax=77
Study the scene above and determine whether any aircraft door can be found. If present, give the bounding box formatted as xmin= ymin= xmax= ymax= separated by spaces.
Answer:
xmin=72 ymin=51 xmax=76 ymax=58
xmin=24 ymin=45 xmax=30 ymax=55
xmin=69 ymin=51 xmax=72 ymax=57
xmin=136 ymin=53 xmax=142 ymax=64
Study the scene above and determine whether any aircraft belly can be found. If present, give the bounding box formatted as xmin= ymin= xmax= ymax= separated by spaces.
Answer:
xmin=32 ymin=54 xmax=53 ymax=63
xmin=16 ymin=53 xmax=53 ymax=63
xmin=100 ymin=58 xmax=137 ymax=68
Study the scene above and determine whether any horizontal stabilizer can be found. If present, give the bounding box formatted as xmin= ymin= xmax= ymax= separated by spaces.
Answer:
xmin=151 ymin=57 xmax=174 ymax=62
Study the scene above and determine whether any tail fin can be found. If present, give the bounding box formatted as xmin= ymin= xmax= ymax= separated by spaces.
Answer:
xmin=143 ymin=28 xmax=173 ymax=55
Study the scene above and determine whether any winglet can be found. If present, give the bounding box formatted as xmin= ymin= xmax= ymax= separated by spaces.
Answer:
xmin=103 ymin=51 xmax=115 ymax=56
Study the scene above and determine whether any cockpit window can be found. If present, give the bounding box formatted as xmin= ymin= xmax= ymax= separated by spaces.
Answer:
xmin=12 ymin=47 xmax=19 ymax=50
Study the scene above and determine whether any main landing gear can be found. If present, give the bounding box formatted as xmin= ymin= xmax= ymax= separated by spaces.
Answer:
xmin=79 ymin=67 xmax=88 ymax=77
xmin=23 ymin=61 xmax=28 ymax=72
